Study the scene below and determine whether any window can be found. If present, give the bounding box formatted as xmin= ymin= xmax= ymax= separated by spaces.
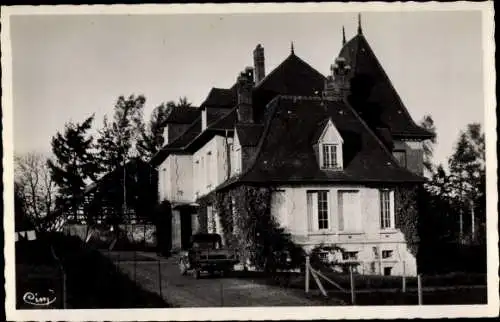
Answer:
xmin=343 ymin=251 xmax=358 ymax=261
xmin=393 ymin=150 xmax=407 ymax=167
xmin=338 ymin=190 xmax=362 ymax=232
xmin=382 ymin=250 xmax=393 ymax=259
xmin=380 ymin=190 xmax=393 ymax=229
xmin=383 ymin=267 xmax=393 ymax=276
xmin=322 ymin=144 xmax=339 ymax=169
xmin=307 ymin=191 xmax=329 ymax=231
xmin=206 ymin=151 xmax=212 ymax=188
xmin=317 ymin=119 xmax=343 ymax=170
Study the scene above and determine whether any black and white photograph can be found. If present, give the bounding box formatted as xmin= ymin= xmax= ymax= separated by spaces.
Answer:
xmin=2 ymin=2 xmax=497 ymax=320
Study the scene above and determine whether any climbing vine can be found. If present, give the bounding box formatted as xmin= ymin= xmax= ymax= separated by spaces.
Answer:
xmin=394 ymin=185 xmax=420 ymax=256
xmin=211 ymin=185 xmax=302 ymax=272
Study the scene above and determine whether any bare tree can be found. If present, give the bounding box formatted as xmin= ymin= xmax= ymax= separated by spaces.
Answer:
xmin=15 ymin=152 xmax=58 ymax=231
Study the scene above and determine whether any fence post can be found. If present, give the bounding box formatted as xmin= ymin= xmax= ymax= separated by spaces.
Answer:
xmin=350 ymin=265 xmax=356 ymax=305
xmin=158 ymin=259 xmax=163 ymax=298
xmin=305 ymin=255 xmax=310 ymax=294
xmin=134 ymin=250 xmax=137 ymax=283
xmin=417 ymin=274 xmax=423 ymax=305
xmin=220 ymin=279 xmax=224 ymax=307
xmin=402 ymin=261 xmax=406 ymax=293
xmin=62 ymin=270 xmax=67 ymax=309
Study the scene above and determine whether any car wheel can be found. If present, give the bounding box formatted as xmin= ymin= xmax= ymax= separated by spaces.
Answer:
xmin=179 ymin=259 xmax=187 ymax=276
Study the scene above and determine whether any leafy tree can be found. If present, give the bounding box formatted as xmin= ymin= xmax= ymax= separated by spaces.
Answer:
xmin=419 ymin=115 xmax=437 ymax=175
xmin=96 ymin=95 xmax=146 ymax=172
xmin=136 ymin=97 xmax=193 ymax=161
xmin=48 ymin=115 xmax=101 ymax=221
xmin=448 ymin=123 xmax=485 ymax=243
xmin=14 ymin=152 xmax=57 ymax=231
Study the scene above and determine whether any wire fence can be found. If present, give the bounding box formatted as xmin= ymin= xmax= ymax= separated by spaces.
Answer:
xmin=304 ymin=255 xmax=487 ymax=305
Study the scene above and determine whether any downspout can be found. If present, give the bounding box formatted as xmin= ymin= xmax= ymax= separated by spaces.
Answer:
xmin=225 ymin=129 xmax=231 ymax=180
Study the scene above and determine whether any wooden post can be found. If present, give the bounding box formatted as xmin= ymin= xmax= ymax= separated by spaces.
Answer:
xmin=470 ymin=199 xmax=475 ymax=241
xmin=311 ymin=269 xmax=327 ymax=297
xmin=220 ymin=279 xmax=224 ymax=306
xmin=417 ymin=274 xmax=423 ymax=305
xmin=134 ymin=250 xmax=137 ymax=283
xmin=305 ymin=255 xmax=310 ymax=294
xmin=402 ymin=261 xmax=406 ymax=293
xmin=158 ymin=259 xmax=163 ymax=298
xmin=349 ymin=265 xmax=356 ymax=305
xmin=62 ymin=270 xmax=67 ymax=309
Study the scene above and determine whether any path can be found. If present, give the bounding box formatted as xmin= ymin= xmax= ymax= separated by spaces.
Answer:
xmin=102 ymin=251 xmax=341 ymax=307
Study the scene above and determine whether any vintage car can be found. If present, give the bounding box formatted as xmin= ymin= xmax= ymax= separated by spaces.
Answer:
xmin=179 ymin=233 xmax=239 ymax=279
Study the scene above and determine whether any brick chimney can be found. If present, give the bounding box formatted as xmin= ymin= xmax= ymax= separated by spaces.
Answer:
xmin=237 ymin=67 xmax=254 ymax=123
xmin=253 ymin=44 xmax=265 ymax=84
xmin=323 ymin=56 xmax=351 ymax=101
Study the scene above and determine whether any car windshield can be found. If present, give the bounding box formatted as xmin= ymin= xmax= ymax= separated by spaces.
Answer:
xmin=192 ymin=241 xmax=219 ymax=249
xmin=191 ymin=234 xmax=222 ymax=249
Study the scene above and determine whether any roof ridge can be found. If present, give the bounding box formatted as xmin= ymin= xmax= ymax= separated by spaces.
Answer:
xmin=280 ymin=95 xmax=323 ymax=101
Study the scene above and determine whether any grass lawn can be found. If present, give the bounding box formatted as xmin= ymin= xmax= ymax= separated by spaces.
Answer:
xmin=48 ymin=233 xmax=169 ymax=308
xmin=233 ymin=269 xmax=487 ymax=305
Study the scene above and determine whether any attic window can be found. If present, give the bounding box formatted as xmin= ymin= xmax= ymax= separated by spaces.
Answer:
xmin=322 ymin=144 xmax=338 ymax=169
xmin=317 ymin=119 xmax=344 ymax=170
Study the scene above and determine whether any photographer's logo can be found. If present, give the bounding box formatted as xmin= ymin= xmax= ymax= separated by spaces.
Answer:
xmin=22 ymin=289 xmax=56 ymax=306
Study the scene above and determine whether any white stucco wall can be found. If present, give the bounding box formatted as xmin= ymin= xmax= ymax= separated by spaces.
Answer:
xmin=193 ymin=135 xmax=231 ymax=198
xmin=270 ymin=185 xmax=417 ymax=276
xmin=158 ymin=154 xmax=194 ymax=203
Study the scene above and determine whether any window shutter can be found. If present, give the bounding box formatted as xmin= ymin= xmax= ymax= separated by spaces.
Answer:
xmin=338 ymin=192 xmax=344 ymax=231
xmin=311 ymin=192 xmax=319 ymax=231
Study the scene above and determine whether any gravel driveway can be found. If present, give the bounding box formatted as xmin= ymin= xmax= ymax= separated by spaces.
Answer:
xmin=103 ymin=251 xmax=340 ymax=307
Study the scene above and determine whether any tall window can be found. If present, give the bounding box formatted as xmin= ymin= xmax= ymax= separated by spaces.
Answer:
xmin=322 ymin=144 xmax=338 ymax=169
xmin=307 ymin=191 xmax=329 ymax=231
xmin=338 ymin=190 xmax=361 ymax=232
xmin=393 ymin=150 xmax=407 ymax=167
xmin=380 ymin=190 xmax=393 ymax=229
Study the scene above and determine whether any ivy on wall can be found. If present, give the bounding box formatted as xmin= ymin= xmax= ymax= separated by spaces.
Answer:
xmin=197 ymin=185 xmax=302 ymax=272
xmin=394 ymin=185 xmax=420 ymax=256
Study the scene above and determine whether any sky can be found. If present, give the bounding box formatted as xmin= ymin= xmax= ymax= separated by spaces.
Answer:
xmin=9 ymin=10 xmax=485 ymax=168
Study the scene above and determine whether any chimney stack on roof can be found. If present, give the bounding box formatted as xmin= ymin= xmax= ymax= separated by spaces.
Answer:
xmin=323 ymin=56 xmax=351 ymax=101
xmin=236 ymin=67 xmax=254 ymax=123
xmin=253 ymin=44 xmax=266 ymax=84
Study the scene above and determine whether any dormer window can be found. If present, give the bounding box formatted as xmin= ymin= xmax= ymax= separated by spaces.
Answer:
xmin=317 ymin=119 xmax=343 ymax=170
xmin=322 ymin=144 xmax=339 ymax=169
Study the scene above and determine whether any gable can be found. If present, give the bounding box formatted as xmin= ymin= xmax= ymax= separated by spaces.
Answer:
xmin=318 ymin=119 xmax=344 ymax=145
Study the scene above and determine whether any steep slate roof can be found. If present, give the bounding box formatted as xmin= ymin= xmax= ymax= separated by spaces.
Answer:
xmin=150 ymin=117 xmax=203 ymax=165
xmin=255 ymin=53 xmax=326 ymax=96
xmin=164 ymin=106 xmax=200 ymax=125
xmin=201 ymin=86 xmax=238 ymax=109
xmin=252 ymin=52 xmax=326 ymax=123
xmin=236 ymin=123 xmax=264 ymax=146
xmin=209 ymin=107 xmax=238 ymax=130
xmin=223 ymin=96 xmax=423 ymax=186
xmin=340 ymin=33 xmax=433 ymax=139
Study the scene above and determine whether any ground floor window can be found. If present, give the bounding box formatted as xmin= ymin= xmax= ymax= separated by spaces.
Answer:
xmin=307 ymin=190 xmax=329 ymax=231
